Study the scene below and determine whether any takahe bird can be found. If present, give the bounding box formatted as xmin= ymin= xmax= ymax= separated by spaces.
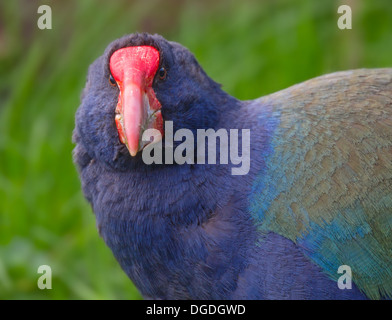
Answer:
xmin=73 ymin=32 xmax=392 ymax=300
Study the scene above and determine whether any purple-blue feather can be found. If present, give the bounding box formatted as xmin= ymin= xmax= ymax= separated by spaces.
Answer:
xmin=250 ymin=70 xmax=392 ymax=299
xmin=74 ymin=33 xmax=392 ymax=299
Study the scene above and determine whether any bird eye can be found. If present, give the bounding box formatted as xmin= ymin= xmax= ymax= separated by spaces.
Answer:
xmin=109 ymin=74 xmax=116 ymax=86
xmin=158 ymin=67 xmax=167 ymax=80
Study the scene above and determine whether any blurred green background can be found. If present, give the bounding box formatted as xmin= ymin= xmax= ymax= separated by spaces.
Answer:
xmin=0 ymin=0 xmax=391 ymax=299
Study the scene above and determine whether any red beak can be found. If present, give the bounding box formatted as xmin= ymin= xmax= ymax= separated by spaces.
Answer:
xmin=110 ymin=46 xmax=163 ymax=156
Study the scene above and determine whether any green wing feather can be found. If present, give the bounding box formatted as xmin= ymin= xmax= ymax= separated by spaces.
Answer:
xmin=250 ymin=69 xmax=392 ymax=299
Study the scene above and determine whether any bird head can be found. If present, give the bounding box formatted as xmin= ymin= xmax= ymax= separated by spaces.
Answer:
xmin=75 ymin=33 xmax=224 ymax=169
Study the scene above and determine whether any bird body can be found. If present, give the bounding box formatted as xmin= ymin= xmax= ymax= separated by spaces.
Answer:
xmin=73 ymin=33 xmax=392 ymax=299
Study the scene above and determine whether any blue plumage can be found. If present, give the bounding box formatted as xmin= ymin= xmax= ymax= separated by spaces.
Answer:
xmin=74 ymin=33 xmax=392 ymax=299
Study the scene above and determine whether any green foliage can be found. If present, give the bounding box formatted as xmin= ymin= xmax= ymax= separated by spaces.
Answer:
xmin=0 ymin=0 xmax=391 ymax=299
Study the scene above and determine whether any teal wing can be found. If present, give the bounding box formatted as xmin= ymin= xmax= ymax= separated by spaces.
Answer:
xmin=250 ymin=69 xmax=392 ymax=299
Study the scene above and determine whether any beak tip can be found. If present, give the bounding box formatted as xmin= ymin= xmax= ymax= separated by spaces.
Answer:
xmin=129 ymin=148 xmax=138 ymax=157
xmin=126 ymin=133 xmax=140 ymax=157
